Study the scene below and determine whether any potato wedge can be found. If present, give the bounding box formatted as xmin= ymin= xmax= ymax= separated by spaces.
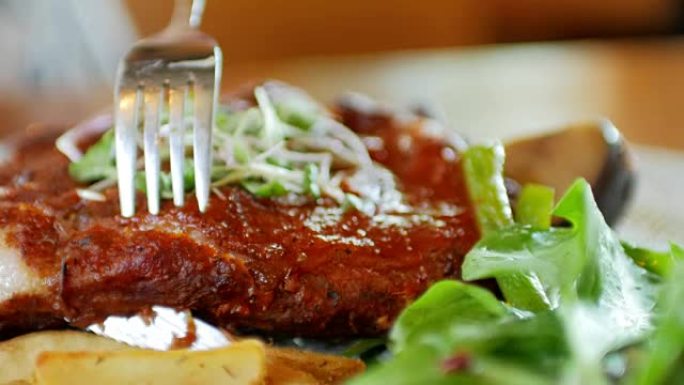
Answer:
xmin=264 ymin=356 xmax=319 ymax=385
xmin=265 ymin=347 xmax=365 ymax=385
xmin=34 ymin=339 xmax=266 ymax=385
xmin=0 ymin=330 xmax=128 ymax=384
xmin=0 ymin=330 xmax=364 ymax=385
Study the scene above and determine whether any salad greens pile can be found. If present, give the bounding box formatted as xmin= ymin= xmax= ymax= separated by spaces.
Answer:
xmin=63 ymin=84 xmax=401 ymax=212
xmin=349 ymin=144 xmax=684 ymax=385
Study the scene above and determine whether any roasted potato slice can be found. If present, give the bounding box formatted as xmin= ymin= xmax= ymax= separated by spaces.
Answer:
xmin=0 ymin=330 xmax=128 ymax=384
xmin=266 ymin=347 xmax=365 ymax=385
xmin=264 ymin=356 xmax=319 ymax=385
xmin=34 ymin=339 xmax=266 ymax=385
xmin=0 ymin=330 xmax=363 ymax=385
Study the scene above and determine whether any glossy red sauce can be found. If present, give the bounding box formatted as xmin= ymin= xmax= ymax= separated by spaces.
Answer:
xmin=0 ymin=91 xmax=480 ymax=338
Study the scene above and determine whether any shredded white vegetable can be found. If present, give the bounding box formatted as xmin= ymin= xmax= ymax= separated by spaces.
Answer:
xmin=57 ymin=83 xmax=406 ymax=213
xmin=205 ymin=85 xmax=406 ymax=212
xmin=76 ymin=188 xmax=107 ymax=202
xmin=55 ymin=134 xmax=83 ymax=162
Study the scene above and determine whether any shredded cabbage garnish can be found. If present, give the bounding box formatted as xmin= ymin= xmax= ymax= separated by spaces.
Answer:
xmin=60 ymin=83 xmax=405 ymax=213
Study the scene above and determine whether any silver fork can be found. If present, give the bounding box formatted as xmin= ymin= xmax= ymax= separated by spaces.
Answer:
xmin=114 ymin=0 xmax=221 ymax=217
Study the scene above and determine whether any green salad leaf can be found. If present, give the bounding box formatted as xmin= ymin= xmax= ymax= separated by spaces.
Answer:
xmin=389 ymin=281 xmax=510 ymax=354
xmin=515 ymin=184 xmax=554 ymax=230
xmin=348 ymin=143 xmax=678 ymax=385
xmin=462 ymin=178 xmax=658 ymax=345
xmin=461 ymin=145 xmax=513 ymax=232
xmin=350 ymin=279 xmax=659 ymax=385
xmin=350 ymin=281 xmax=568 ymax=385
xmin=68 ymin=129 xmax=116 ymax=182
xmin=462 ymin=145 xmax=551 ymax=312
xmin=627 ymin=251 xmax=684 ymax=385
xmin=622 ymin=242 xmax=684 ymax=277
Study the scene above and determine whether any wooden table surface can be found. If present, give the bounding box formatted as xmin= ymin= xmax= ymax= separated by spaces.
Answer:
xmin=226 ymin=38 xmax=684 ymax=150
xmin=2 ymin=38 xmax=683 ymax=151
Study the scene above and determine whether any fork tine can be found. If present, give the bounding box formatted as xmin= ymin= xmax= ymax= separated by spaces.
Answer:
xmin=169 ymin=85 xmax=187 ymax=207
xmin=115 ymin=86 xmax=142 ymax=218
xmin=143 ymin=86 xmax=164 ymax=215
xmin=192 ymin=79 xmax=216 ymax=212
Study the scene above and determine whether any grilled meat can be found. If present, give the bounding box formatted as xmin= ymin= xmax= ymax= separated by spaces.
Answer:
xmin=0 ymin=87 xmax=479 ymax=339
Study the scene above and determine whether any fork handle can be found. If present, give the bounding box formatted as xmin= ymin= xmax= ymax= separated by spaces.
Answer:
xmin=171 ymin=0 xmax=206 ymax=30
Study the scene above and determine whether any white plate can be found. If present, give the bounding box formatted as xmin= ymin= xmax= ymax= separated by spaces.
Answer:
xmin=617 ymin=146 xmax=684 ymax=248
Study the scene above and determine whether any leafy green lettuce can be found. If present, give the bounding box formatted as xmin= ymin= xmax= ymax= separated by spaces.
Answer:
xmin=462 ymin=179 xmax=658 ymax=343
xmin=622 ymin=242 xmax=684 ymax=278
xmin=348 ymin=143 xmax=680 ymax=385
xmin=462 ymin=144 xmax=552 ymax=312
xmin=626 ymin=245 xmax=684 ymax=385
xmin=68 ymin=129 xmax=116 ymax=182
xmin=515 ymin=184 xmax=554 ymax=229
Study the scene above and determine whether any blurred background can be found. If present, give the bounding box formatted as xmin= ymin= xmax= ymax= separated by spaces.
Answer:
xmin=1 ymin=0 xmax=683 ymax=147
xmin=128 ymin=0 xmax=678 ymax=61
